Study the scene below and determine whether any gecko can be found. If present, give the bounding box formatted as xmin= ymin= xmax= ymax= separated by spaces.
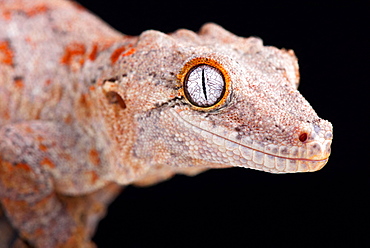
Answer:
xmin=0 ymin=0 xmax=333 ymax=247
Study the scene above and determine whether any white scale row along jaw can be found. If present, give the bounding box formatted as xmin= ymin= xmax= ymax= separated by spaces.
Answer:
xmin=172 ymin=109 xmax=332 ymax=173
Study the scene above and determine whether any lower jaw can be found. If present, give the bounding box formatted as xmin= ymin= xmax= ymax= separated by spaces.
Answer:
xmin=231 ymin=157 xmax=329 ymax=173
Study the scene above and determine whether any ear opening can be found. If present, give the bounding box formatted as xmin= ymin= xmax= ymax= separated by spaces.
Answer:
xmin=105 ymin=91 xmax=126 ymax=109
xmin=102 ymin=81 xmax=126 ymax=110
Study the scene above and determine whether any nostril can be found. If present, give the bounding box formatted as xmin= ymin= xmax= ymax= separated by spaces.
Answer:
xmin=299 ymin=132 xmax=308 ymax=142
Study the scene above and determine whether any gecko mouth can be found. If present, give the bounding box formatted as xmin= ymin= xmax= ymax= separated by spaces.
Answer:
xmin=172 ymin=109 xmax=331 ymax=173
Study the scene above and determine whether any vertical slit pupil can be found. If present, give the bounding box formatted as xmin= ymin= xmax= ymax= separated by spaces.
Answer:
xmin=183 ymin=63 xmax=226 ymax=108
xmin=201 ymin=68 xmax=207 ymax=100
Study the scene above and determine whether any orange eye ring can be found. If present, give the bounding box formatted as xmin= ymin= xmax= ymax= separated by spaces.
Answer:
xmin=177 ymin=57 xmax=231 ymax=111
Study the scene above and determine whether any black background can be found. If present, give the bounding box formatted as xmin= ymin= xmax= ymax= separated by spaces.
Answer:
xmin=76 ymin=0 xmax=369 ymax=247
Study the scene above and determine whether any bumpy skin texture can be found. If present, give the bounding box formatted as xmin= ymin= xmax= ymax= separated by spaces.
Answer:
xmin=0 ymin=0 xmax=333 ymax=247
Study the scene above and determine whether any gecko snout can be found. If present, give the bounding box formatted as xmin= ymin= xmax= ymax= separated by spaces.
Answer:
xmin=299 ymin=120 xmax=333 ymax=162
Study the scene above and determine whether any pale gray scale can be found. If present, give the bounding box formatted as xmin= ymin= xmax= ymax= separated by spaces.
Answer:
xmin=185 ymin=65 xmax=225 ymax=107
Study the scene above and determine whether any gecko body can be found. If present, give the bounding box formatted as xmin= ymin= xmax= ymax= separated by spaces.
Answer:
xmin=0 ymin=0 xmax=333 ymax=247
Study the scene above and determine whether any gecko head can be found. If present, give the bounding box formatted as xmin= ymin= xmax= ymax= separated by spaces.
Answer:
xmin=103 ymin=23 xmax=333 ymax=174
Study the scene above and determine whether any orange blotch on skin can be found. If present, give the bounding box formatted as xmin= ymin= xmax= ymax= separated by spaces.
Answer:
xmin=89 ymin=44 xmax=98 ymax=61
xmin=2 ymin=10 xmax=12 ymax=20
xmin=34 ymin=228 xmax=45 ymax=237
xmin=39 ymin=144 xmax=48 ymax=151
xmin=25 ymin=4 xmax=48 ymax=17
xmin=0 ymin=160 xmax=13 ymax=172
xmin=111 ymin=46 xmax=127 ymax=64
xmin=14 ymin=78 xmax=24 ymax=89
xmin=1 ymin=198 xmax=28 ymax=212
xmin=24 ymin=126 xmax=33 ymax=133
xmin=0 ymin=161 xmax=40 ymax=195
xmin=1 ymin=4 xmax=48 ymax=20
xmin=61 ymin=153 xmax=72 ymax=161
xmin=86 ymin=171 xmax=99 ymax=184
xmin=79 ymin=94 xmax=91 ymax=107
xmin=88 ymin=39 xmax=119 ymax=62
xmin=110 ymin=45 xmax=136 ymax=64
xmin=64 ymin=115 xmax=73 ymax=124
xmin=3 ymin=111 xmax=10 ymax=120
xmin=79 ymin=94 xmax=92 ymax=118
xmin=123 ymin=48 xmax=136 ymax=57
xmin=40 ymin=157 xmax=55 ymax=169
xmin=89 ymin=149 xmax=100 ymax=166
xmin=0 ymin=40 xmax=14 ymax=65
xmin=15 ymin=163 xmax=32 ymax=172
xmin=45 ymin=79 xmax=52 ymax=86
xmin=60 ymin=42 xmax=86 ymax=65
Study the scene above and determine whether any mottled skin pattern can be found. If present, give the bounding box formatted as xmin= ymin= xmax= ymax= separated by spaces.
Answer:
xmin=0 ymin=0 xmax=333 ymax=247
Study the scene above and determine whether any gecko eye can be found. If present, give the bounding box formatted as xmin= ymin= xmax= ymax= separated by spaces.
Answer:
xmin=184 ymin=64 xmax=225 ymax=107
xmin=178 ymin=57 xmax=231 ymax=111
